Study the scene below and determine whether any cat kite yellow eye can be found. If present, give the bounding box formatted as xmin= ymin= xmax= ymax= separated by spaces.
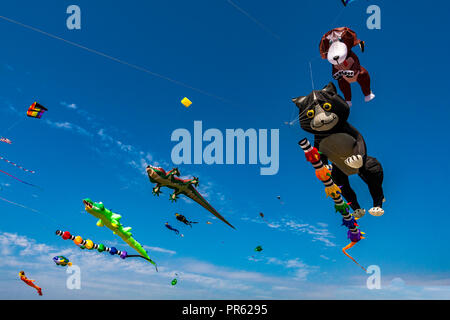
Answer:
xmin=323 ymin=103 xmax=332 ymax=111
xmin=306 ymin=110 xmax=315 ymax=118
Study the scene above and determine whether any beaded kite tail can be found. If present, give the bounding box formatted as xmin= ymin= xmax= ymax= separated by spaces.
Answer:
xmin=298 ymin=138 xmax=366 ymax=271
xmin=55 ymin=230 xmax=158 ymax=272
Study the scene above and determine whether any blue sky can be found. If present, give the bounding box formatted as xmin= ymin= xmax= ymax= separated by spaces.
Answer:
xmin=0 ymin=0 xmax=449 ymax=299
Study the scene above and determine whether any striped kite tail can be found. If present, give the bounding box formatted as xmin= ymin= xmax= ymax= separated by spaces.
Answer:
xmin=299 ymin=138 xmax=366 ymax=271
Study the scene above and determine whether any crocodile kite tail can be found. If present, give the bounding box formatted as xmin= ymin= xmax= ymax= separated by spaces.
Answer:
xmin=299 ymin=138 xmax=366 ymax=270
xmin=126 ymin=255 xmax=158 ymax=272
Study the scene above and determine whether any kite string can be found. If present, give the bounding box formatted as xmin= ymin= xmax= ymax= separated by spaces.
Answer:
xmin=330 ymin=5 xmax=346 ymax=27
xmin=287 ymin=2 xmax=350 ymax=126
xmin=0 ymin=15 xmax=229 ymax=103
xmin=226 ymin=0 xmax=281 ymax=40
xmin=287 ymin=57 xmax=321 ymax=126
xmin=0 ymin=195 xmax=59 ymax=229
xmin=0 ymin=118 xmax=24 ymax=141
xmin=0 ymin=195 xmax=39 ymax=213
xmin=5 ymin=118 xmax=24 ymax=133
xmin=309 ymin=61 xmax=315 ymax=90
xmin=0 ymin=169 xmax=39 ymax=188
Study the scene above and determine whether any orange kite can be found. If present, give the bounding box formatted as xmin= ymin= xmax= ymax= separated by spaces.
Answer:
xmin=19 ymin=271 xmax=43 ymax=296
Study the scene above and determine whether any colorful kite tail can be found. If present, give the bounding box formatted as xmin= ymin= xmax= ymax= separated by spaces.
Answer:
xmin=55 ymin=230 xmax=158 ymax=272
xmin=299 ymin=138 xmax=366 ymax=270
xmin=343 ymin=242 xmax=366 ymax=271
xmin=0 ymin=156 xmax=36 ymax=173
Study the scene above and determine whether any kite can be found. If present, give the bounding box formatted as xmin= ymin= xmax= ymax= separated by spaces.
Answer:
xmin=0 ymin=137 xmax=12 ymax=144
xmin=171 ymin=273 xmax=179 ymax=286
xmin=19 ymin=271 xmax=42 ymax=296
xmin=206 ymin=221 xmax=212 ymax=225
xmin=0 ymin=156 xmax=36 ymax=173
xmin=299 ymin=138 xmax=366 ymax=271
xmin=319 ymin=27 xmax=374 ymax=106
xmin=254 ymin=245 xmax=263 ymax=252
xmin=341 ymin=0 xmax=365 ymax=6
xmin=165 ymin=222 xmax=184 ymax=237
xmin=0 ymin=168 xmax=39 ymax=187
xmin=55 ymin=230 xmax=157 ymax=269
xmin=276 ymin=196 xmax=284 ymax=204
xmin=27 ymin=102 xmax=48 ymax=119
xmin=53 ymin=255 xmax=72 ymax=267
xmin=259 ymin=212 xmax=270 ymax=224
xmin=181 ymin=97 xmax=192 ymax=108
xmin=82 ymin=198 xmax=158 ymax=270
xmin=292 ymin=83 xmax=385 ymax=217
xmin=170 ymin=272 xmax=182 ymax=286
xmin=175 ymin=213 xmax=198 ymax=227
xmin=146 ymin=165 xmax=235 ymax=229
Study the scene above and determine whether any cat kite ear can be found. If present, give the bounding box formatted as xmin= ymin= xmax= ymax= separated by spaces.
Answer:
xmin=322 ymin=82 xmax=337 ymax=95
xmin=292 ymin=96 xmax=306 ymax=108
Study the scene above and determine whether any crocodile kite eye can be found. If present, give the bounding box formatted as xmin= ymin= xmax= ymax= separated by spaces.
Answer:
xmin=306 ymin=109 xmax=315 ymax=119
xmin=323 ymin=103 xmax=332 ymax=111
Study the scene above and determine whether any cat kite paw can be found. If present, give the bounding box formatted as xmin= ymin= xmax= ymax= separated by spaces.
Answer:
xmin=369 ymin=207 xmax=384 ymax=216
xmin=345 ymin=155 xmax=363 ymax=169
xmin=353 ymin=208 xmax=366 ymax=219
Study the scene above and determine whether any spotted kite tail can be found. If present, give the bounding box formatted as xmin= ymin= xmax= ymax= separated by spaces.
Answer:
xmin=56 ymin=230 xmax=157 ymax=271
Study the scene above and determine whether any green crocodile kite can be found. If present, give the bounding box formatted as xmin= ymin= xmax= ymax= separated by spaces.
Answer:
xmin=146 ymin=165 xmax=235 ymax=229
xmin=83 ymin=198 xmax=157 ymax=270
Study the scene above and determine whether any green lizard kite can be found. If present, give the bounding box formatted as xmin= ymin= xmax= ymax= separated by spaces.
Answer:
xmin=83 ymin=198 xmax=157 ymax=270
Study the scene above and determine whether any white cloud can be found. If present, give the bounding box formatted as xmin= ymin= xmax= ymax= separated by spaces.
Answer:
xmin=144 ymin=246 xmax=176 ymax=255
xmin=60 ymin=102 xmax=78 ymax=109
xmin=1 ymin=231 xmax=449 ymax=299
xmin=240 ymin=215 xmax=336 ymax=247
xmin=45 ymin=120 xmax=92 ymax=137
xmin=60 ymin=102 xmax=77 ymax=110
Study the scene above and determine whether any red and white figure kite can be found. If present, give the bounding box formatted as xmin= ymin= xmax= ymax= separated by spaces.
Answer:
xmin=0 ymin=137 xmax=12 ymax=144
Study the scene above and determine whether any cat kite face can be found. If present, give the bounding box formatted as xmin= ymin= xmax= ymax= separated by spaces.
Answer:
xmin=292 ymin=82 xmax=350 ymax=134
